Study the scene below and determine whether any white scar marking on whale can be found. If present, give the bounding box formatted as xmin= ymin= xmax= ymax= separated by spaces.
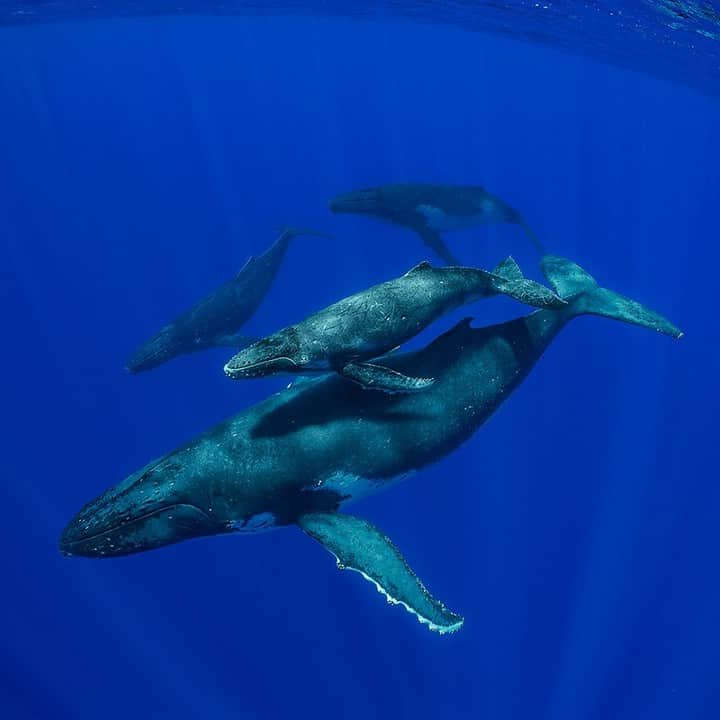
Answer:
xmin=416 ymin=199 xmax=506 ymax=231
xmin=229 ymin=512 xmax=277 ymax=533
xmin=306 ymin=470 xmax=413 ymax=504
xmin=416 ymin=204 xmax=482 ymax=231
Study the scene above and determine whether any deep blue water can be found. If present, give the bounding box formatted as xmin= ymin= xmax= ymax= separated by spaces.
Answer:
xmin=2 ymin=9 xmax=720 ymax=720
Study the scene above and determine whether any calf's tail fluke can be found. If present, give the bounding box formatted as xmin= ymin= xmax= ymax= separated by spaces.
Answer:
xmin=540 ymin=255 xmax=683 ymax=339
xmin=490 ymin=256 xmax=567 ymax=309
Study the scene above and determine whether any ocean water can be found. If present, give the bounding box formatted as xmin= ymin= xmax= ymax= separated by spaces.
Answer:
xmin=1 ymin=4 xmax=719 ymax=720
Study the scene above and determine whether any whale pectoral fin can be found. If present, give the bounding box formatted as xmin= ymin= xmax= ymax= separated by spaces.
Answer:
xmin=297 ymin=512 xmax=463 ymax=634
xmin=339 ymin=361 xmax=435 ymax=394
xmin=414 ymin=226 xmax=460 ymax=266
xmin=212 ymin=334 xmax=258 ymax=349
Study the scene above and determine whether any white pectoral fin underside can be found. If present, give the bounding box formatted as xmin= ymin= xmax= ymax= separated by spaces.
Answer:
xmin=297 ymin=511 xmax=463 ymax=634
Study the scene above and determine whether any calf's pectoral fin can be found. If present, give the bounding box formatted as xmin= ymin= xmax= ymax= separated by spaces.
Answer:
xmin=297 ymin=512 xmax=463 ymax=634
xmin=339 ymin=361 xmax=435 ymax=394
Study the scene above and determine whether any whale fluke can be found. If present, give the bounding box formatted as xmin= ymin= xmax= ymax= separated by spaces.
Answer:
xmin=298 ymin=512 xmax=464 ymax=634
xmin=541 ymin=255 xmax=683 ymax=338
xmin=489 ymin=255 xmax=567 ymax=309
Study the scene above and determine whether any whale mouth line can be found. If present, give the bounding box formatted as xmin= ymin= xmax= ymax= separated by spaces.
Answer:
xmin=225 ymin=356 xmax=299 ymax=376
xmin=60 ymin=503 xmax=212 ymax=551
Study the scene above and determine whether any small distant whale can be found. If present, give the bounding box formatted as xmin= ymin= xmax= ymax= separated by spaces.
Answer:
xmin=60 ymin=255 xmax=681 ymax=634
xmin=126 ymin=227 xmax=327 ymax=373
xmin=329 ymin=183 xmax=544 ymax=265
xmin=223 ymin=256 xmax=565 ymax=393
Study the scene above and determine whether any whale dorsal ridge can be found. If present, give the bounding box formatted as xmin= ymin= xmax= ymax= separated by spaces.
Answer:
xmin=404 ymin=260 xmax=434 ymax=276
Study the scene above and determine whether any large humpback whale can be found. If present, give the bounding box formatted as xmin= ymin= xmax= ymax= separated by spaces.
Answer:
xmin=126 ymin=227 xmax=325 ymax=372
xmin=60 ymin=256 xmax=681 ymax=634
xmin=224 ymin=256 xmax=564 ymax=393
xmin=329 ymin=183 xmax=543 ymax=265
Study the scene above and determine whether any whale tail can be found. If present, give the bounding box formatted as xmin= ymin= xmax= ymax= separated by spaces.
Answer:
xmin=540 ymin=255 xmax=683 ymax=339
xmin=490 ymin=256 xmax=566 ymax=309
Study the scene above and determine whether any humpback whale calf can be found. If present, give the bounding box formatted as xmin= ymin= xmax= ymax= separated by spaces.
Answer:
xmin=224 ymin=256 xmax=565 ymax=393
xmin=126 ymin=227 xmax=326 ymax=373
xmin=329 ymin=183 xmax=543 ymax=265
xmin=60 ymin=256 xmax=681 ymax=634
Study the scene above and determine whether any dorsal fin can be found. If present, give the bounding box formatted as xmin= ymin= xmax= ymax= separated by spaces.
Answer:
xmin=491 ymin=256 xmax=524 ymax=282
xmin=404 ymin=260 xmax=433 ymax=276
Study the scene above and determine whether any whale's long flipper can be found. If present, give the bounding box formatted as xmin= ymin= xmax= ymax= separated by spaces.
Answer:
xmin=298 ymin=512 xmax=463 ymax=634
xmin=339 ymin=361 xmax=435 ymax=394
xmin=415 ymin=225 xmax=461 ymax=266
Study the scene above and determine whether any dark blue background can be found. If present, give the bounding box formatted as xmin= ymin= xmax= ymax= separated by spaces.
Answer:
xmin=1 ymin=15 xmax=718 ymax=719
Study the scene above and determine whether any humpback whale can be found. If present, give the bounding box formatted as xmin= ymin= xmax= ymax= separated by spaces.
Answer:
xmin=224 ymin=256 xmax=565 ymax=393
xmin=329 ymin=183 xmax=543 ymax=265
xmin=126 ymin=227 xmax=326 ymax=372
xmin=60 ymin=256 xmax=681 ymax=634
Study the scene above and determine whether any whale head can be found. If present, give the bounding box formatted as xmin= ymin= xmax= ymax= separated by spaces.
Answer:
xmin=125 ymin=324 xmax=180 ymax=373
xmin=329 ymin=187 xmax=382 ymax=216
xmin=223 ymin=329 xmax=305 ymax=379
xmin=59 ymin=455 xmax=227 ymax=558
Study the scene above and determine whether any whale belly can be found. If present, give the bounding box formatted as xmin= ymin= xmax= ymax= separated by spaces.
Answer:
xmin=416 ymin=204 xmax=486 ymax=231
xmin=307 ymin=470 xmax=411 ymax=505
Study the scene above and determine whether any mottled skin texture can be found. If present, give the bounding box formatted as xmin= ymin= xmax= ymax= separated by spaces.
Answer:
xmin=59 ymin=256 xmax=681 ymax=560
xmin=223 ymin=260 xmax=563 ymax=391
xmin=126 ymin=228 xmax=313 ymax=372
xmin=60 ymin=256 xmax=681 ymax=632
xmin=329 ymin=183 xmax=542 ymax=264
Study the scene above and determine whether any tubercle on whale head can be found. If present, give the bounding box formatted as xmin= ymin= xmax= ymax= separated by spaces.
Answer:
xmin=224 ymin=329 xmax=305 ymax=379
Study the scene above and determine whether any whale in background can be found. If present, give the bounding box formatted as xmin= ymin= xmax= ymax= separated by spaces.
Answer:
xmin=329 ymin=183 xmax=544 ymax=265
xmin=62 ymin=255 xmax=681 ymax=634
xmin=126 ymin=227 xmax=327 ymax=373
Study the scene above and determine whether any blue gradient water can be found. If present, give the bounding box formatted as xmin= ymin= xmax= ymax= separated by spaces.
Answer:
xmin=1 ymin=12 xmax=719 ymax=720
